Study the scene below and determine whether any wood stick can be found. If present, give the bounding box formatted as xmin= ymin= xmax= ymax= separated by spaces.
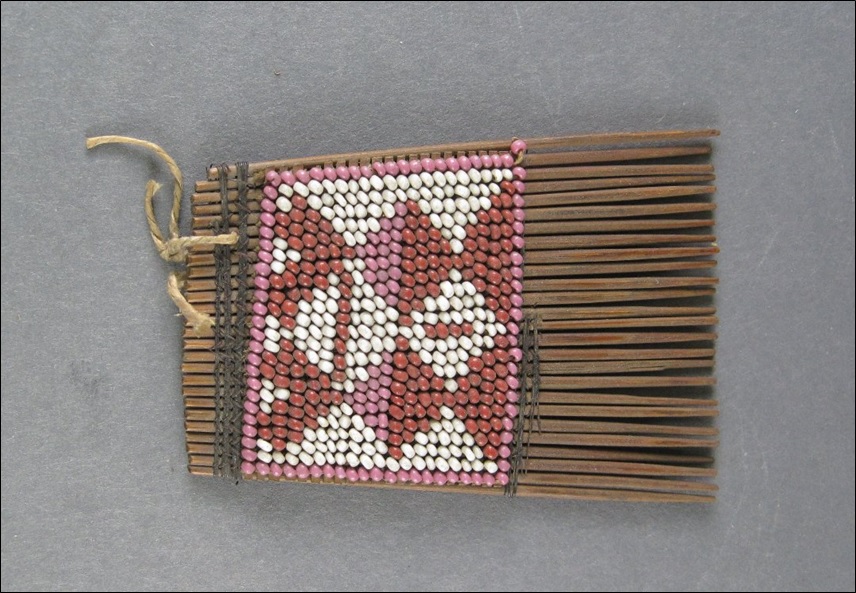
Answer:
xmin=522 ymin=145 xmax=711 ymax=167
xmin=524 ymin=202 xmax=715 ymax=221
xmin=525 ymin=163 xmax=714 ymax=181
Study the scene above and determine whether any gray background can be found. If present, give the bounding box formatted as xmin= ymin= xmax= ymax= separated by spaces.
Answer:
xmin=2 ymin=2 xmax=853 ymax=591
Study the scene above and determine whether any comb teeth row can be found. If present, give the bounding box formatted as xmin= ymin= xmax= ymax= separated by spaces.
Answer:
xmin=184 ymin=129 xmax=718 ymax=502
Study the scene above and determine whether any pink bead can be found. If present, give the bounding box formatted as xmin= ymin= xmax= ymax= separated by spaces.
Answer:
xmin=296 ymin=464 xmax=310 ymax=479
xmin=357 ymin=467 xmax=370 ymax=482
xmin=245 ymin=364 xmax=259 ymax=377
xmin=365 ymin=402 xmax=378 ymax=414
xmin=499 ymin=445 xmax=512 ymax=458
xmin=260 ymin=198 xmax=276 ymax=213
xmin=370 ymin=467 xmax=384 ymax=482
xmin=500 ymin=153 xmax=514 ymax=168
xmin=265 ymin=170 xmax=280 ymax=184
xmin=491 ymin=154 xmax=503 ymax=168
xmin=445 ymin=157 xmax=460 ymax=172
xmin=323 ymin=464 xmax=335 ymax=478
xmin=259 ymin=212 xmax=276 ymax=227
xmin=512 ymin=166 xmax=527 ymax=180
xmin=505 ymin=403 xmax=519 ymax=418
xmin=309 ymin=465 xmax=323 ymax=478
xmin=263 ymin=185 xmax=278 ymax=199
xmin=246 ymin=389 xmax=261 ymax=403
xmin=309 ymin=167 xmax=324 ymax=181
xmin=506 ymin=390 xmax=519 ymax=404
xmin=506 ymin=376 xmax=519 ymax=390
xmin=243 ymin=400 xmax=259 ymax=414
xmin=335 ymin=465 xmax=347 ymax=479
xmin=352 ymin=402 xmax=366 ymax=415
xmin=421 ymin=157 xmax=435 ymax=172
xmin=433 ymin=158 xmax=447 ymax=172
xmin=335 ymin=165 xmax=350 ymax=180
xmin=247 ymin=377 xmax=262 ymax=391
xmin=510 ymin=294 xmax=523 ymax=308
xmin=510 ymin=252 xmax=524 ymax=266
xmin=346 ymin=468 xmax=359 ymax=482
xmin=511 ymin=236 xmax=525 ymax=249
xmin=270 ymin=463 xmax=283 ymax=477
xmin=249 ymin=328 xmax=265 ymax=343
xmin=323 ymin=166 xmax=337 ymax=181
xmin=513 ymin=180 xmax=526 ymax=194
xmin=241 ymin=436 xmax=256 ymax=449
xmin=251 ymin=302 xmax=266 ymax=316
xmin=259 ymin=226 xmax=274 ymax=239
xmin=372 ymin=161 xmax=386 ymax=176
xmin=421 ymin=470 xmax=434 ymax=484
xmin=385 ymin=160 xmax=399 ymax=176
xmin=258 ymin=251 xmax=273 ymax=264
xmin=259 ymin=238 xmax=273 ymax=252
xmin=396 ymin=159 xmax=410 ymax=175
xmin=364 ymin=414 xmax=378 ymax=427
xmin=409 ymin=159 xmax=422 ymax=174
xmin=513 ymin=194 xmax=526 ymax=210
xmin=241 ymin=461 xmax=255 ymax=475
xmin=284 ymin=466 xmax=297 ymax=478
xmin=498 ymin=459 xmax=511 ymax=472
xmin=510 ymin=139 xmax=527 ymax=154
xmin=497 ymin=473 xmax=509 ymax=486
xmin=374 ymin=428 xmax=389 ymax=440
xmin=470 ymin=155 xmax=482 ymax=168
xmin=459 ymin=473 xmax=472 ymax=485
xmin=360 ymin=165 xmax=373 ymax=178
xmin=446 ymin=471 xmax=459 ymax=484
xmin=242 ymin=424 xmax=257 ymax=437
xmin=246 ymin=353 xmax=262 ymax=367
xmin=251 ymin=315 xmax=265 ymax=329
xmin=506 ymin=361 xmax=518 ymax=376
xmin=295 ymin=169 xmax=311 ymax=184
xmin=510 ymin=307 xmax=523 ymax=321
xmin=349 ymin=165 xmax=362 ymax=179
xmin=255 ymin=462 xmax=270 ymax=476
xmin=483 ymin=474 xmax=496 ymax=487
xmin=377 ymin=415 xmax=388 ymax=429
xmin=458 ymin=155 xmax=472 ymax=169
xmin=397 ymin=469 xmax=410 ymax=482
xmin=241 ymin=448 xmax=256 ymax=462
xmin=502 ymin=417 xmax=514 ymax=431
xmin=280 ymin=171 xmax=296 ymax=185
xmin=243 ymin=413 xmax=257 ymax=426
xmin=254 ymin=262 xmax=271 ymax=277
xmin=253 ymin=276 xmax=269 ymax=290
xmin=384 ymin=470 xmax=397 ymax=483
xmin=409 ymin=469 xmax=422 ymax=483
xmin=472 ymin=473 xmax=483 ymax=485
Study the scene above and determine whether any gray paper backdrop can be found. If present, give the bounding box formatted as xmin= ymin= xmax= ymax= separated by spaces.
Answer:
xmin=2 ymin=2 xmax=854 ymax=591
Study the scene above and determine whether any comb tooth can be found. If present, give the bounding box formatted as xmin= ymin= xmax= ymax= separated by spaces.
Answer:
xmin=184 ymin=130 xmax=718 ymax=500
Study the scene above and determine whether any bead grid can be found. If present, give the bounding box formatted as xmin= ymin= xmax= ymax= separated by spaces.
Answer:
xmin=184 ymin=129 xmax=720 ymax=502
xmin=245 ymin=147 xmax=528 ymax=486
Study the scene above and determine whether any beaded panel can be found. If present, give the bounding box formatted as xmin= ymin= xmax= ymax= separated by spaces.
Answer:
xmin=243 ymin=148 xmax=528 ymax=487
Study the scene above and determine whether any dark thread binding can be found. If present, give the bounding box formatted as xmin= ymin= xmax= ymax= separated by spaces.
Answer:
xmin=506 ymin=312 xmax=540 ymax=496
xmin=212 ymin=163 xmax=250 ymax=478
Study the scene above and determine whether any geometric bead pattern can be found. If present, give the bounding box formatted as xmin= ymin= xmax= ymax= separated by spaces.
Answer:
xmin=243 ymin=148 xmax=527 ymax=487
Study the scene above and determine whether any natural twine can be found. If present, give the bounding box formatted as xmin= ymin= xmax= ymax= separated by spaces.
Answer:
xmin=86 ymin=135 xmax=238 ymax=333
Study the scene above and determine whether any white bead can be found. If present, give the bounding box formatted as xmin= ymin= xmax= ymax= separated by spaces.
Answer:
xmin=358 ymin=177 xmax=371 ymax=192
xmin=370 ymin=176 xmax=384 ymax=191
xmin=307 ymin=194 xmax=323 ymax=210
xmin=297 ymin=451 xmax=313 ymax=466
xmin=278 ymin=184 xmax=294 ymax=198
xmin=413 ymin=443 xmax=427 ymax=457
xmin=373 ymin=438 xmax=385 ymax=453
xmin=414 ymin=432 xmax=429 ymax=446
xmin=272 ymin=451 xmax=286 ymax=464
xmin=411 ymin=456 xmax=427 ymax=471
xmin=292 ymin=182 xmax=309 ymax=197
xmin=432 ymin=171 xmax=446 ymax=187
xmin=345 ymin=451 xmax=360 ymax=468
xmin=256 ymin=450 xmax=273 ymax=463
xmin=399 ymin=457 xmax=413 ymax=471
xmin=302 ymin=440 xmax=316 ymax=455
xmin=275 ymin=196 xmax=293 ymax=213
xmin=386 ymin=457 xmax=400 ymax=472
xmin=401 ymin=443 xmax=415 ymax=459
xmin=383 ymin=175 xmax=398 ymax=191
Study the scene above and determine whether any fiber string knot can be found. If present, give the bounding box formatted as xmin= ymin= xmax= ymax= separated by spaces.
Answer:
xmin=86 ymin=135 xmax=238 ymax=333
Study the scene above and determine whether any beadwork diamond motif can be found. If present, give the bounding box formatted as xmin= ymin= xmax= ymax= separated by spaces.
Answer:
xmin=244 ymin=150 xmax=527 ymax=487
